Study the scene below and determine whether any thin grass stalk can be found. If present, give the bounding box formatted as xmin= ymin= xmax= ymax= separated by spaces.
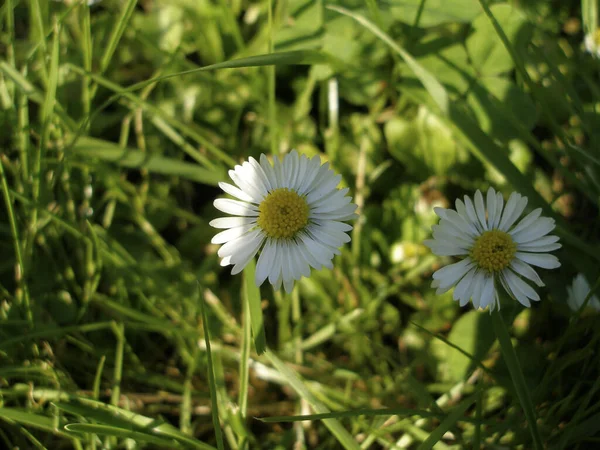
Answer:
xmin=491 ymin=311 xmax=543 ymax=449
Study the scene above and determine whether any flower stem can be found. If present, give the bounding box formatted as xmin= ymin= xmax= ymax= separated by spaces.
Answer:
xmin=491 ymin=311 xmax=544 ymax=450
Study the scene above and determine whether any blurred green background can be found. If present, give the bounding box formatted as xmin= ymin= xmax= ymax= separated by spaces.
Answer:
xmin=1 ymin=0 xmax=599 ymax=448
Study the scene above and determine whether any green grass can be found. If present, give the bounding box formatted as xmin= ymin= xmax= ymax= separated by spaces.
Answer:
xmin=1 ymin=0 xmax=600 ymax=449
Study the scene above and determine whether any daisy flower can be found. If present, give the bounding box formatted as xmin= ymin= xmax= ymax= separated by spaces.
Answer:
xmin=567 ymin=274 xmax=600 ymax=312
xmin=424 ymin=188 xmax=561 ymax=310
xmin=584 ymin=28 xmax=600 ymax=58
xmin=210 ymin=150 xmax=357 ymax=292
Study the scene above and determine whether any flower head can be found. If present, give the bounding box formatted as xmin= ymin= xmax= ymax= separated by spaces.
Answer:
xmin=424 ymin=188 xmax=561 ymax=310
xmin=567 ymin=274 xmax=600 ymax=312
xmin=210 ymin=151 xmax=357 ymax=292
xmin=585 ymin=28 xmax=600 ymax=57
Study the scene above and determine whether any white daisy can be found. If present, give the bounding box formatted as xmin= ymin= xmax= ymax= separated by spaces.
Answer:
xmin=584 ymin=29 xmax=600 ymax=57
xmin=210 ymin=150 xmax=357 ymax=292
xmin=424 ymin=188 xmax=561 ymax=311
xmin=567 ymin=274 xmax=600 ymax=312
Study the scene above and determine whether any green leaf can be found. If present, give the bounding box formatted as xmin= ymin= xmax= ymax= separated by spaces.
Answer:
xmin=328 ymin=5 xmax=449 ymax=114
xmin=388 ymin=0 xmax=481 ymax=27
xmin=431 ymin=311 xmax=495 ymax=383
xmin=71 ymin=137 xmax=225 ymax=186
xmin=465 ymin=76 xmax=537 ymax=141
xmin=467 ymin=4 xmax=532 ymax=76
xmin=384 ymin=105 xmax=463 ymax=177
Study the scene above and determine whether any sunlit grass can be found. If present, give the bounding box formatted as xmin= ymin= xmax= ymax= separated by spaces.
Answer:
xmin=1 ymin=0 xmax=599 ymax=449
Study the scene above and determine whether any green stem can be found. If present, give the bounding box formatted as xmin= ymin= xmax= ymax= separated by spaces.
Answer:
xmin=491 ymin=311 xmax=543 ymax=449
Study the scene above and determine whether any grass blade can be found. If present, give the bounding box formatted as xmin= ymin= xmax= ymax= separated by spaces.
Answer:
xmin=327 ymin=5 xmax=448 ymax=114
xmin=199 ymin=285 xmax=225 ymax=450
xmin=243 ymin=259 xmax=266 ymax=354
xmin=417 ymin=394 xmax=478 ymax=450
xmin=265 ymin=350 xmax=361 ymax=450
xmin=492 ymin=311 xmax=543 ymax=450
xmin=71 ymin=137 xmax=225 ymax=186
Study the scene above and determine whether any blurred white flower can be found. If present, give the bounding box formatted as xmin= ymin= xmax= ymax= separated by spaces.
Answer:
xmin=425 ymin=188 xmax=561 ymax=311
xmin=567 ymin=274 xmax=600 ymax=312
xmin=211 ymin=151 xmax=357 ymax=292
xmin=584 ymin=29 xmax=600 ymax=57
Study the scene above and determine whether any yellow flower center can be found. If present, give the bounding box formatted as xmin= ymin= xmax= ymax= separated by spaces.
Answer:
xmin=257 ymin=188 xmax=309 ymax=239
xmin=470 ymin=230 xmax=516 ymax=273
xmin=594 ymin=28 xmax=600 ymax=46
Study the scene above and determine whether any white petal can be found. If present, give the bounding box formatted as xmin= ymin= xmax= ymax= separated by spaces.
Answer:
xmin=220 ymin=255 xmax=232 ymax=267
xmin=218 ymin=182 xmax=256 ymax=203
xmin=268 ymin=241 xmax=284 ymax=285
xmin=463 ymin=196 xmax=483 ymax=233
xmin=248 ymin=157 xmax=272 ymax=192
xmin=297 ymin=155 xmax=322 ymax=195
xmin=298 ymin=233 xmax=334 ymax=269
xmin=290 ymin=242 xmax=311 ymax=278
xmin=290 ymin=153 xmax=309 ymax=192
xmin=313 ymin=219 xmax=353 ymax=233
xmin=218 ymin=228 xmax=262 ymax=259
xmin=453 ymin=268 xmax=477 ymax=306
xmin=260 ymin=154 xmax=278 ymax=190
xmin=508 ymin=208 xmax=542 ymax=236
xmin=471 ymin=271 xmax=486 ymax=309
xmin=310 ymin=188 xmax=351 ymax=211
xmin=230 ymin=234 xmax=266 ymax=272
xmin=296 ymin=238 xmax=326 ymax=270
xmin=283 ymin=278 xmax=295 ymax=293
xmin=502 ymin=270 xmax=536 ymax=307
xmin=214 ymin=199 xmax=258 ymax=216
xmin=280 ymin=241 xmax=293 ymax=284
xmin=479 ymin=275 xmax=495 ymax=310
xmin=424 ymin=240 xmax=470 ymax=256
xmin=498 ymin=193 xmax=527 ymax=231
xmin=211 ymin=224 xmax=256 ymax=244
xmin=487 ymin=188 xmax=497 ymax=230
xmin=517 ymin=242 xmax=562 ymax=253
xmin=230 ymin=166 xmax=266 ymax=201
xmin=515 ymin=252 xmax=561 ymax=269
xmin=511 ymin=217 xmax=555 ymax=244
xmin=509 ymin=259 xmax=544 ymax=287
xmin=255 ymin=239 xmax=276 ymax=286
xmin=492 ymin=192 xmax=504 ymax=230
xmin=474 ymin=190 xmax=488 ymax=231
xmin=311 ymin=203 xmax=358 ymax=221
xmin=431 ymin=224 xmax=475 ymax=247
xmin=432 ymin=258 xmax=475 ymax=289
xmin=443 ymin=210 xmax=479 ymax=238
xmin=210 ymin=216 xmax=257 ymax=229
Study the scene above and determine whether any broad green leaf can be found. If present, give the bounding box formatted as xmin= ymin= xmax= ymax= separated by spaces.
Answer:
xmin=388 ymin=0 xmax=480 ymax=27
xmin=328 ymin=5 xmax=449 ymax=114
xmin=71 ymin=137 xmax=225 ymax=186
xmin=431 ymin=311 xmax=495 ymax=383
xmin=385 ymin=106 xmax=464 ymax=177
xmin=466 ymin=76 xmax=537 ymax=141
xmin=467 ymin=4 xmax=532 ymax=76
xmin=275 ymin=0 xmax=324 ymax=51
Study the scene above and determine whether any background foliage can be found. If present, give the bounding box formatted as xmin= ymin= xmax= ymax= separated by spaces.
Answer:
xmin=1 ymin=0 xmax=599 ymax=448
